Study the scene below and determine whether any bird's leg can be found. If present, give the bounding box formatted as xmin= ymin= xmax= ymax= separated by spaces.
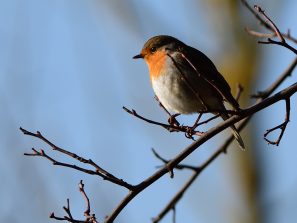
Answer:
xmin=191 ymin=113 xmax=203 ymax=130
xmin=168 ymin=113 xmax=180 ymax=127
xmin=185 ymin=113 xmax=203 ymax=139
xmin=154 ymin=95 xmax=180 ymax=127
xmin=154 ymin=95 xmax=171 ymax=116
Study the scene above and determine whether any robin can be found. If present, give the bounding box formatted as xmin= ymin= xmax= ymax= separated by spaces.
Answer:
xmin=133 ymin=35 xmax=244 ymax=149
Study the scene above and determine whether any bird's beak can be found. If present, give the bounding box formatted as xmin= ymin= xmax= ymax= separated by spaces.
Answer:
xmin=133 ymin=54 xmax=144 ymax=59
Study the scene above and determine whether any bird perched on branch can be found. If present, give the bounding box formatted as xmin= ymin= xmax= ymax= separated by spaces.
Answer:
xmin=133 ymin=35 xmax=244 ymax=149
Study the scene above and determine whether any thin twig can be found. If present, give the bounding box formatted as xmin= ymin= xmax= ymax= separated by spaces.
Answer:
xmin=235 ymin=83 xmax=244 ymax=101
xmin=79 ymin=181 xmax=98 ymax=222
xmin=245 ymin=27 xmax=276 ymax=39
xmin=50 ymin=181 xmax=98 ymax=223
xmin=152 ymin=148 xmax=197 ymax=171
xmin=122 ymin=106 xmax=204 ymax=137
xmin=251 ymin=5 xmax=297 ymax=55
xmin=21 ymin=128 xmax=134 ymax=190
xmin=264 ymin=98 xmax=291 ymax=145
xmin=241 ymin=0 xmax=297 ymax=44
xmin=254 ymin=5 xmax=285 ymax=42
xmin=258 ymin=38 xmax=297 ymax=54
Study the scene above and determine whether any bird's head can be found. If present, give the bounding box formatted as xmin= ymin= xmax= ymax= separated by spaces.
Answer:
xmin=133 ymin=35 xmax=184 ymax=61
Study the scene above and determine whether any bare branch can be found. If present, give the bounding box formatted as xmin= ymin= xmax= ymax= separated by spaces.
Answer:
xmin=245 ymin=27 xmax=276 ymax=39
xmin=152 ymin=116 xmax=251 ymax=222
xmin=50 ymin=181 xmax=98 ymax=223
xmin=264 ymin=98 xmax=291 ymax=145
xmin=241 ymin=0 xmax=297 ymax=44
xmin=258 ymin=38 xmax=297 ymax=55
xmin=21 ymin=128 xmax=134 ymax=190
xmin=22 ymin=81 xmax=297 ymax=223
xmin=242 ymin=2 xmax=297 ymax=54
xmin=122 ymin=106 xmax=204 ymax=137
xmin=105 ymin=82 xmax=297 ymax=223
xmin=152 ymin=148 xmax=197 ymax=171
xmin=254 ymin=5 xmax=285 ymax=42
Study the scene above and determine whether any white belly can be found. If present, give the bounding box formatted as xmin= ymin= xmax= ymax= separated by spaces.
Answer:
xmin=152 ymin=71 xmax=207 ymax=114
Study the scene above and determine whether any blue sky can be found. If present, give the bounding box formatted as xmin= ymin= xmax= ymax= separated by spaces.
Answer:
xmin=1 ymin=1 xmax=297 ymax=222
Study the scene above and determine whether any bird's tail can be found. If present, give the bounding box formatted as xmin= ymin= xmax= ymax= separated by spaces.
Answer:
xmin=220 ymin=113 xmax=245 ymax=150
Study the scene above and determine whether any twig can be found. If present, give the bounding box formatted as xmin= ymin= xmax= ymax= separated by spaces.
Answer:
xmin=235 ymin=83 xmax=244 ymax=101
xmin=264 ymin=98 xmax=291 ymax=145
xmin=79 ymin=181 xmax=97 ymax=222
xmin=50 ymin=181 xmax=98 ymax=223
xmin=254 ymin=5 xmax=284 ymax=42
xmin=122 ymin=106 xmax=204 ymax=137
xmin=241 ymin=0 xmax=297 ymax=44
xmin=245 ymin=27 xmax=276 ymax=39
xmin=258 ymin=39 xmax=297 ymax=55
xmin=152 ymin=148 xmax=197 ymax=171
xmin=172 ymin=207 xmax=176 ymax=223
xmin=251 ymin=5 xmax=297 ymax=55
xmin=21 ymin=128 xmax=134 ymax=190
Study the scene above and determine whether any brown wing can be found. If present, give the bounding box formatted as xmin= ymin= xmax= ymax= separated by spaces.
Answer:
xmin=182 ymin=46 xmax=239 ymax=110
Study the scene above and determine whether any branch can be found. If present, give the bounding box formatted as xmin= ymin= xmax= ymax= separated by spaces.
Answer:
xmin=254 ymin=5 xmax=297 ymax=54
xmin=22 ymin=82 xmax=297 ymax=223
xmin=151 ymin=148 xmax=197 ymax=171
xmin=253 ymin=5 xmax=284 ymax=42
xmin=264 ymin=98 xmax=290 ymax=145
xmin=21 ymin=128 xmax=134 ymax=190
xmin=123 ymin=84 xmax=244 ymax=140
xmin=258 ymin=38 xmax=297 ymax=55
xmin=104 ymin=82 xmax=297 ymax=223
xmin=241 ymin=0 xmax=297 ymax=44
xmin=50 ymin=181 xmax=98 ymax=223
xmin=242 ymin=2 xmax=297 ymax=55
xmin=152 ymin=83 xmax=294 ymax=222
xmin=152 ymin=116 xmax=251 ymax=222
xmin=122 ymin=106 xmax=204 ymax=139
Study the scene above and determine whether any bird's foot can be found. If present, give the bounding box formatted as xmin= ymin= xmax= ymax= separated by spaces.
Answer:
xmin=184 ymin=113 xmax=204 ymax=140
xmin=168 ymin=114 xmax=180 ymax=127
xmin=184 ymin=126 xmax=204 ymax=140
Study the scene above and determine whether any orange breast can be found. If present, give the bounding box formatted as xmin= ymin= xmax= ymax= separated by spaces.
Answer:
xmin=145 ymin=51 xmax=167 ymax=81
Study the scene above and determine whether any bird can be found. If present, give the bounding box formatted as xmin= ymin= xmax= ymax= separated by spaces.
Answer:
xmin=133 ymin=35 xmax=245 ymax=149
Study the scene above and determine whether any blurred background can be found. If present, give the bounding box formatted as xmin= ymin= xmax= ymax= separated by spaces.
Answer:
xmin=1 ymin=0 xmax=297 ymax=222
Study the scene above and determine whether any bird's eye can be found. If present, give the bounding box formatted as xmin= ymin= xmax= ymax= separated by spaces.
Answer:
xmin=150 ymin=47 xmax=156 ymax=53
